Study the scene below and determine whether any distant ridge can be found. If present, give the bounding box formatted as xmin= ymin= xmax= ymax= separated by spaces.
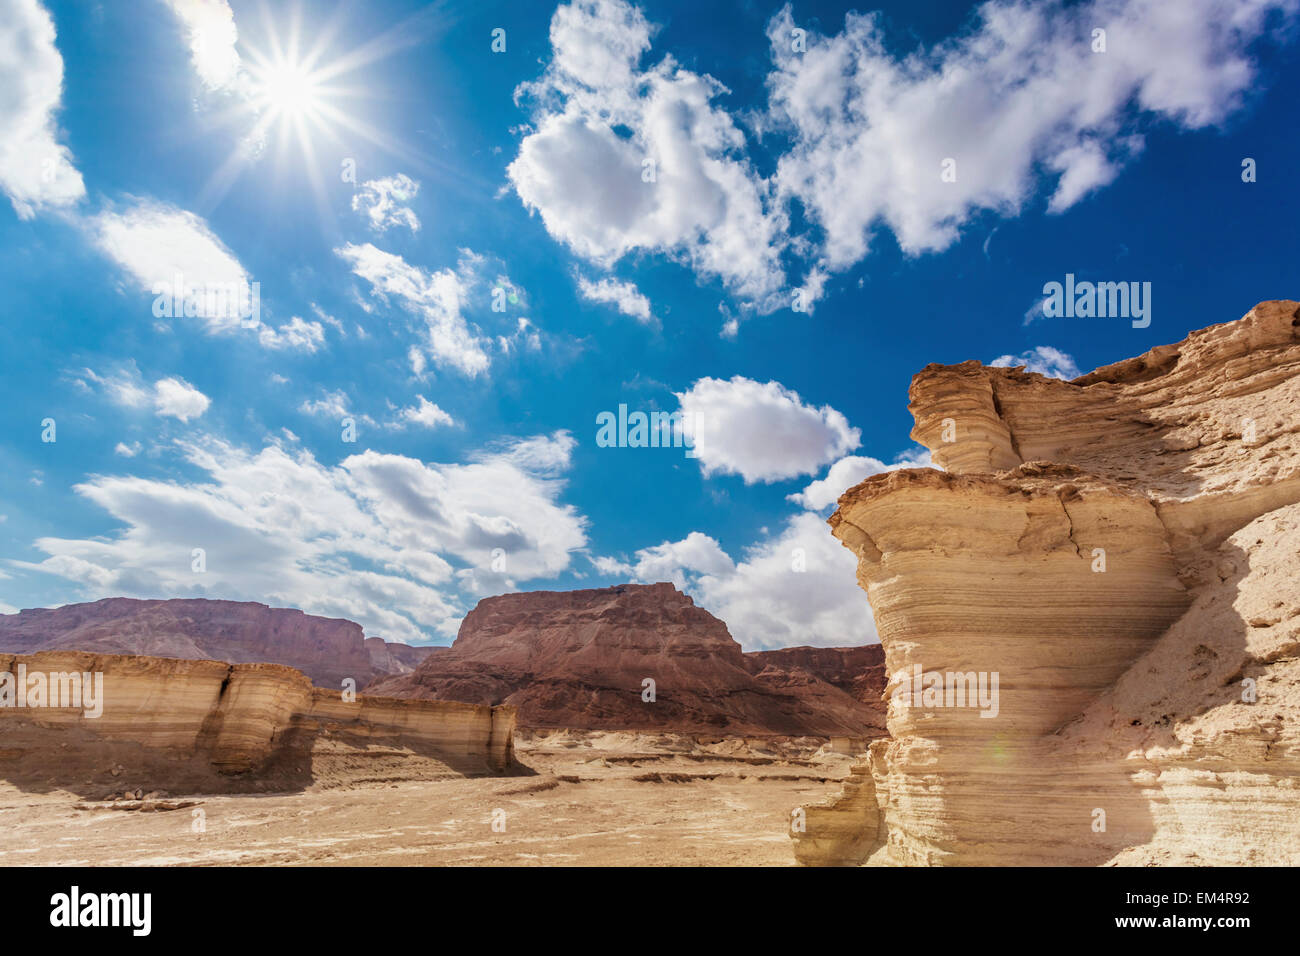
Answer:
xmin=0 ymin=597 xmax=432 ymax=688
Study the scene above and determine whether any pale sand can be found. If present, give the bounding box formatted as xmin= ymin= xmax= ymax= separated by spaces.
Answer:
xmin=0 ymin=731 xmax=855 ymax=866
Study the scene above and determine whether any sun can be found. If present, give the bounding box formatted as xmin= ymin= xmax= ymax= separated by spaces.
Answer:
xmin=251 ymin=60 xmax=325 ymax=119
xmin=196 ymin=2 xmax=432 ymax=215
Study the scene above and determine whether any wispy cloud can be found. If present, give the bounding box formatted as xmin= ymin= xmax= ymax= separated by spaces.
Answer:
xmin=258 ymin=316 xmax=327 ymax=352
xmin=991 ymin=346 xmax=1081 ymax=380
xmin=337 ymin=243 xmax=492 ymax=377
xmin=75 ymin=365 xmax=210 ymax=422
xmin=352 ymin=174 xmax=421 ymax=233
xmin=391 ymin=396 xmax=455 ymax=430
xmin=576 ymin=274 xmax=655 ymax=325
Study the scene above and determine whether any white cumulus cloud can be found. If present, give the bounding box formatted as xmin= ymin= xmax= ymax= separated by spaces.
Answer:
xmin=508 ymin=0 xmax=798 ymax=313
xmin=628 ymin=531 xmax=735 ymax=583
xmin=676 ymin=376 xmax=859 ymax=483
xmin=152 ymin=377 xmax=211 ymax=421
xmin=765 ymin=0 xmax=1297 ymax=268
xmin=505 ymin=0 xmax=1297 ymax=320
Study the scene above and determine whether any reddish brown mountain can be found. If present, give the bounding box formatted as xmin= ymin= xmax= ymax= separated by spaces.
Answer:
xmin=744 ymin=645 xmax=887 ymax=709
xmin=367 ymin=583 xmax=885 ymax=737
xmin=0 ymin=598 xmax=431 ymax=689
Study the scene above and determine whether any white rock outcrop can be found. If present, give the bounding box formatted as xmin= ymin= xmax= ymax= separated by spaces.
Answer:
xmin=795 ymin=301 xmax=1300 ymax=865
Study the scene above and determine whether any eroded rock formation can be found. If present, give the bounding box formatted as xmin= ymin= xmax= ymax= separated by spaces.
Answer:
xmin=0 ymin=651 xmax=514 ymax=796
xmin=796 ymin=300 xmax=1300 ymax=865
xmin=791 ymin=761 xmax=881 ymax=866
xmin=0 ymin=599 xmax=432 ymax=689
xmin=370 ymin=583 xmax=886 ymax=737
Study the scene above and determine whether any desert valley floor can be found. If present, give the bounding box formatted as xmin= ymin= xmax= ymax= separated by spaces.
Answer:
xmin=0 ymin=732 xmax=846 ymax=866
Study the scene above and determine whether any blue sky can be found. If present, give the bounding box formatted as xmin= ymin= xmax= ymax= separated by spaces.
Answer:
xmin=1 ymin=0 xmax=1297 ymax=648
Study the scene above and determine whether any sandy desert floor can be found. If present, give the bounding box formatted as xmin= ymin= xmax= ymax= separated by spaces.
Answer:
xmin=0 ymin=731 xmax=854 ymax=866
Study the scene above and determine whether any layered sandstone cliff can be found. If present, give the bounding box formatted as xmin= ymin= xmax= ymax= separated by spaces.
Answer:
xmin=795 ymin=300 xmax=1300 ymax=865
xmin=0 ymin=599 xmax=432 ymax=689
xmin=370 ymin=583 xmax=885 ymax=737
xmin=0 ymin=651 xmax=514 ymax=797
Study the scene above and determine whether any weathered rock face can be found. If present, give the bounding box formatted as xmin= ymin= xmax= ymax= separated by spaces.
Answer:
xmin=909 ymin=299 xmax=1300 ymax=562
xmin=369 ymin=583 xmax=885 ymax=737
xmin=1058 ymin=503 xmax=1300 ymax=865
xmin=0 ymin=599 xmax=430 ymax=689
xmin=365 ymin=637 xmax=434 ymax=677
xmin=744 ymin=645 xmax=887 ymax=708
xmin=804 ymin=300 xmax=1300 ymax=866
xmin=0 ymin=651 xmax=514 ymax=796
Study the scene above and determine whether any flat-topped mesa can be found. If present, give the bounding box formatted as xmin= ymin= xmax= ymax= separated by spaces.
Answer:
xmin=805 ymin=301 xmax=1300 ymax=866
xmin=450 ymin=582 xmax=744 ymax=666
xmin=369 ymin=583 xmax=885 ymax=737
